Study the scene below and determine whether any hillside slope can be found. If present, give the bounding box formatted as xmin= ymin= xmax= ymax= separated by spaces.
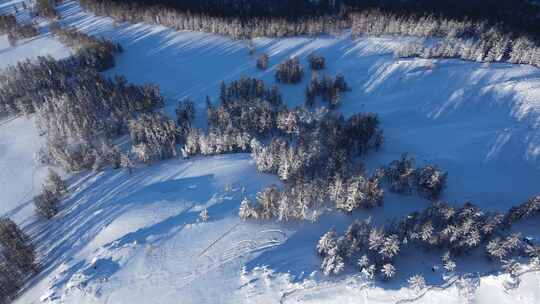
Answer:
xmin=0 ymin=1 xmax=538 ymax=303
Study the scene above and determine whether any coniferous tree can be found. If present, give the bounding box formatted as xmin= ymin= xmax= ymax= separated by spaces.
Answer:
xmin=308 ymin=54 xmax=326 ymax=70
xmin=380 ymin=263 xmax=396 ymax=280
xmin=0 ymin=218 xmax=37 ymax=274
xmin=34 ymin=188 xmax=60 ymax=219
xmin=239 ymin=197 xmax=258 ymax=220
xmin=408 ymin=274 xmax=426 ymax=293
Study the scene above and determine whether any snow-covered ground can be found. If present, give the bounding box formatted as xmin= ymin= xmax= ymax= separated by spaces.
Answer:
xmin=1 ymin=0 xmax=539 ymax=303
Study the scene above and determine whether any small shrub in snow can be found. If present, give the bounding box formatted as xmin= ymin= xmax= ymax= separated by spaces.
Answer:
xmin=408 ymin=274 xmax=426 ymax=292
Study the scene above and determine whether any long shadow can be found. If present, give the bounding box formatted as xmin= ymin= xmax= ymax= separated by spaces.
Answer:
xmin=21 ymin=161 xmax=219 ymax=287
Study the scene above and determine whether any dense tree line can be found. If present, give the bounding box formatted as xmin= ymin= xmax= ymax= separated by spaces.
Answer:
xmin=0 ymin=218 xmax=37 ymax=303
xmin=34 ymin=169 xmax=68 ymax=219
xmin=275 ymin=58 xmax=304 ymax=84
xmin=383 ymin=154 xmax=447 ymax=201
xmin=52 ymin=26 xmax=123 ymax=71
xmin=318 ymin=195 xmax=540 ymax=279
xmin=80 ymin=0 xmax=540 ymax=39
xmin=79 ymin=0 xmax=349 ymax=39
xmin=256 ymin=54 xmax=269 ymax=70
xmin=79 ymin=0 xmax=540 ymax=67
xmin=174 ymin=74 xmax=390 ymax=220
xmin=182 ymin=77 xmax=282 ymax=157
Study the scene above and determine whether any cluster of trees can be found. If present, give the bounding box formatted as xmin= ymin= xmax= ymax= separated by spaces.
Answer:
xmin=383 ymin=154 xmax=447 ymax=201
xmin=80 ymin=0 xmax=540 ymax=38
xmin=275 ymin=58 xmax=304 ymax=84
xmin=90 ymin=0 xmax=342 ymax=18
xmin=308 ymin=54 xmax=325 ymax=70
xmin=250 ymin=110 xmax=383 ymax=177
xmin=169 ymin=74 xmax=388 ymax=221
xmin=181 ymin=77 xmax=282 ymax=157
xmin=239 ymin=171 xmax=384 ymax=222
xmin=318 ymin=195 xmax=540 ymax=279
xmin=79 ymin=0 xmax=349 ymax=39
xmin=0 ymin=14 xmax=39 ymax=47
xmin=305 ymin=73 xmax=349 ymax=108
xmin=239 ymin=181 xmax=325 ymax=222
xmin=0 ymin=218 xmax=37 ymax=303
xmin=0 ymin=15 xmax=17 ymax=33
xmin=52 ymin=26 xmax=123 ymax=71
xmin=505 ymin=195 xmax=540 ymax=225
xmin=0 ymin=30 xmax=163 ymax=171
xmin=35 ymin=0 xmax=59 ymax=19
xmin=395 ymin=35 xmax=540 ymax=67
xmin=34 ymin=169 xmax=68 ymax=219
xmin=317 ymin=218 xmax=400 ymax=277
xmin=130 ymin=113 xmax=179 ymax=163
xmin=344 ymin=0 xmax=540 ymax=39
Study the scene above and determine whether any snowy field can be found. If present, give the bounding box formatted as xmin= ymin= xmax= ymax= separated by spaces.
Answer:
xmin=0 ymin=0 xmax=539 ymax=303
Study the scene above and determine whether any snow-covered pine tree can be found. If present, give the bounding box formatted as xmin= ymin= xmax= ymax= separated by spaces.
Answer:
xmin=239 ymin=197 xmax=257 ymax=220
xmin=34 ymin=188 xmax=60 ymax=219
xmin=0 ymin=218 xmax=37 ymax=274
xmin=44 ymin=169 xmax=67 ymax=196
xmin=120 ymin=153 xmax=135 ymax=174
xmin=321 ymin=247 xmax=344 ymax=276
xmin=380 ymin=263 xmax=396 ymax=280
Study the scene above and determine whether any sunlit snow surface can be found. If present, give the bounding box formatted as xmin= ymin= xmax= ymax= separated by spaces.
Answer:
xmin=0 ymin=0 xmax=539 ymax=303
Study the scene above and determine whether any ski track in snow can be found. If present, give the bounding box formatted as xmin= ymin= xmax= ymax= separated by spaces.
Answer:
xmin=1 ymin=0 xmax=540 ymax=303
